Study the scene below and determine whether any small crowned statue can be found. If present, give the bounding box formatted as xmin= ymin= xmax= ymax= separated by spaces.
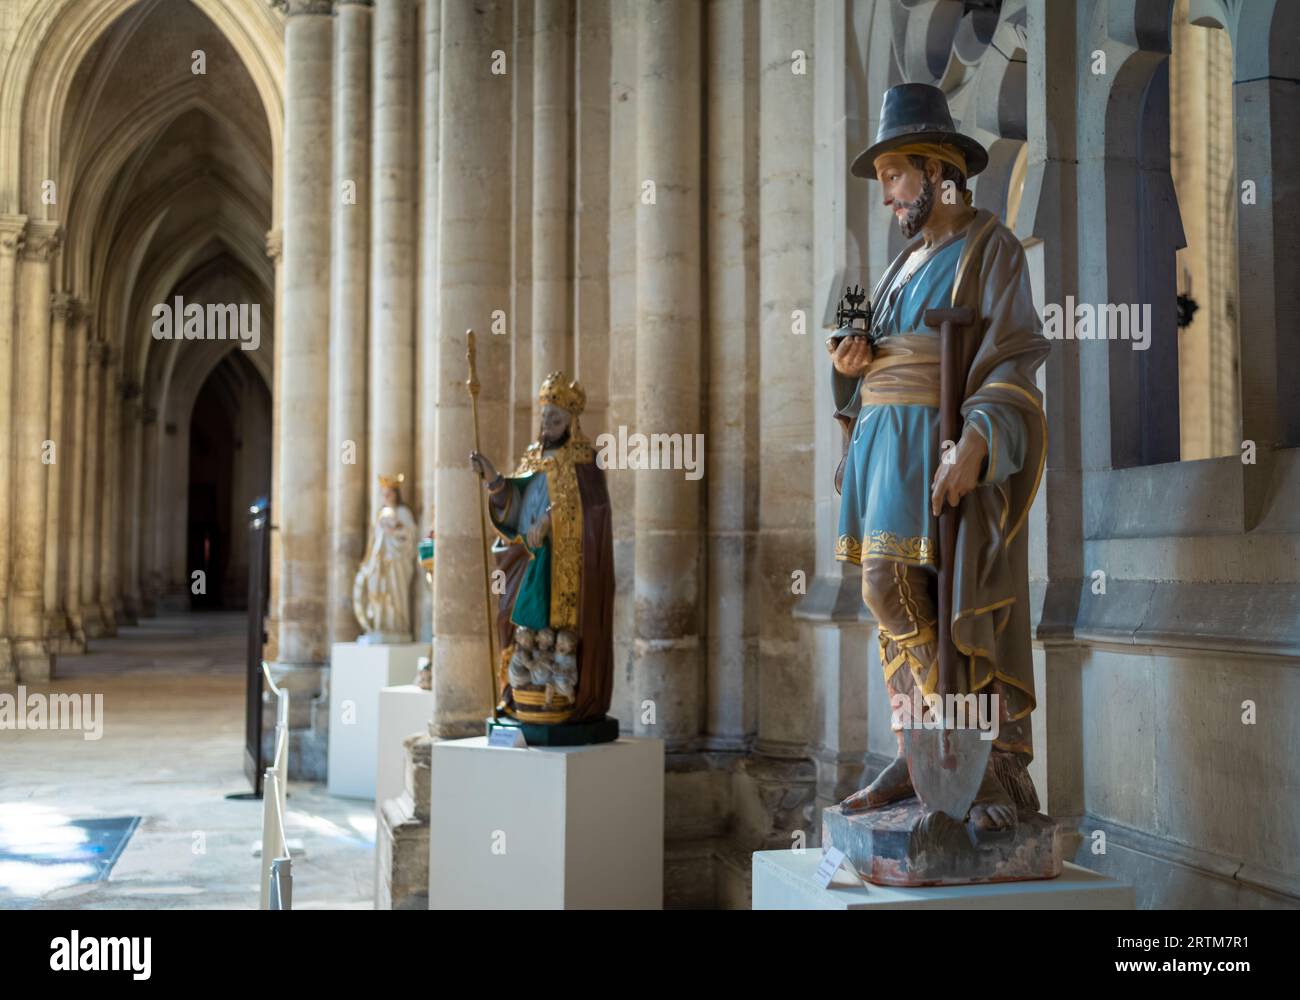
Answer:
xmin=469 ymin=372 xmax=615 ymax=727
xmin=352 ymin=473 xmax=419 ymax=643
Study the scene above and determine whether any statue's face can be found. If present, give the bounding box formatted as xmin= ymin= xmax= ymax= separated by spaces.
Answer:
xmin=875 ymin=153 xmax=937 ymax=239
xmin=382 ymin=487 xmax=398 ymax=507
xmin=540 ymin=403 xmax=571 ymax=446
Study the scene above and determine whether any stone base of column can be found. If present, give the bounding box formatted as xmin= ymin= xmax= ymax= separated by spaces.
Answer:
xmin=44 ymin=612 xmax=82 ymax=655
xmin=375 ymin=733 xmax=431 ymax=910
xmin=264 ymin=661 xmax=329 ymax=781
xmin=137 ymin=596 xmax=157 ymax=619
xmin=80 ymin=605 xmax=105 ymax=639
xmin=118 ymin=595 xmax=139 ymax=627
xmin=112 ymin=597 xmax=130 ymax=626
xmin=51 ymin=632 xmax=86 ymax=656
xmin=98 ymin=602 xmax=117 ymax=637
xmin=155 ymin=592 xmax=190 ymax=614
xmin=13 ymin=638 xmax=51 ymax=683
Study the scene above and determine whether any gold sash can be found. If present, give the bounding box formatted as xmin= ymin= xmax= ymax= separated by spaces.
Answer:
xmin=859 ymin=333 xmax=941 ymax=407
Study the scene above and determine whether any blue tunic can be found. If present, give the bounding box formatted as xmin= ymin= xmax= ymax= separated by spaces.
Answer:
xmin=835 ymin=234 xmax=1028 ymax=568
xmin=491 ymin=472 xmax=553 ymax=630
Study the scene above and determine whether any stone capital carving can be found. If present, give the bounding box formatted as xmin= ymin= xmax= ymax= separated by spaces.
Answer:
xmin=19 ymin=221 xmax=61 ymax=262
xmin=0 ymin=214 xmax=26 ymax=256
xmin=50 ymin=292 xmax=75 ymax=320
xmin=141 ymin=405 xmax=158 ymax=427
xmin=99 ymin=343 xmax=118 ymax=367
xmin=120 ymin=378 xmax=143 ymax=401
xmin=265 ymin=228 xmax=283 ymax=261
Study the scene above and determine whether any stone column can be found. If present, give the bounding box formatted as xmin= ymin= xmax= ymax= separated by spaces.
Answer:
xmin=97 ymin=346 xmax=121 ymax=634
xmin=264 ymin=228 xmax=283 ymax=662
xmin=43 ymin=293 xmax=73 ymax=647
xmin=0 ymin=214 xmax=26 ymax=682
xmin=530 ymin=0 xmax=573 ymax=383
xmin=80 ymin=341 xmax=106 ymax=638
xmin=369 ymin=0 xmax=416 ymax=512
xmin=11 ymin=221 xmax=61 ymax=681
xmin=605 ymin=0 xmax=637 ymax=725
xmin=137 ymin=405 xmax=160 ymax=616
xmin=415 ymin=0 xmax=441 ymax=643
xmin=1023 ymin=0 xmax=1084 ymax=816
xmin=430 ymin=0 xmax=512 ymax=740
xmin=329 ymin=0 xmax=371 ymax=645
xmin=573 ymin=0 xmax=610 ymax=433
xmin=273 ymin=0 xmax=333 ymax=780
xmin=755 ymin=0 xmax=814 ymax=756
xmin=703 ymin=0 xmax=759 ymax=751
xmin=118 ymin=381 xmax=142 ymax=623
xmin=632 ymin=0 xmax=702 ymax=750
xmin=509 ymin=0 xmax=535 ymax=458
xmin=62 ymin=309 xmax=89 ymax=646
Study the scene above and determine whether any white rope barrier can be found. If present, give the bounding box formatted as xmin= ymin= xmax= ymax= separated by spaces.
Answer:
xmin=259 ymin=662 xmax=292 ymax=910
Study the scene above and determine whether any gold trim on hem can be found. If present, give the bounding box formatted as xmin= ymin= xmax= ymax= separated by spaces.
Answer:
xmin=866 ymin=529 xmax=935 ymax=565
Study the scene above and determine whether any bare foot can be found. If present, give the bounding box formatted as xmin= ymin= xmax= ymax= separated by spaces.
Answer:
xmin=841 ymin=755 xmax=914 ymax=813
xmin=967 ymin=765 xmax=1017 ymax=831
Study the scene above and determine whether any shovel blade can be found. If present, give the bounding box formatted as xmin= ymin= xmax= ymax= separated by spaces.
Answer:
xmin=904 ymin=726 xmax=992 ymax=821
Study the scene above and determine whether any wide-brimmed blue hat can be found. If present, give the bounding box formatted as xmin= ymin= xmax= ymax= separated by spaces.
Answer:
xmin=851 ymin=82 xmax=988 ymax=180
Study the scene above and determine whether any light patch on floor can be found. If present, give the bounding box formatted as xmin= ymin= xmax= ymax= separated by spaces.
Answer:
xmin=0 ymin=612 xmax=377 ymax=910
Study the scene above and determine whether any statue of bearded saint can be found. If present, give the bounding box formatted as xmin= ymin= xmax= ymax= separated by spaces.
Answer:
xmin=352 ymin=474 xmax=419 ymax=643
xmin=469 ymin=372 xmax=615 ymax=727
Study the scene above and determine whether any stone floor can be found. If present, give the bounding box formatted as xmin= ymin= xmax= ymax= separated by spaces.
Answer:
xmin=0 ymin=611 xmax=375 ymax=910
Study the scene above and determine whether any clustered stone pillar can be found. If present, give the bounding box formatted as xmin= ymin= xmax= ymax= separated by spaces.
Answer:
xmin=632 ymin=0 xmax=703 ymax=750
xmin=43 ymin=294 xmax=74 ymax=648
xmin=274 ymin=0 xmax=334 ymax=779
xmin=329 ymin=0 xmax=372 ymax=645
xmin=0 ymin=214 xmax=26 ymax=683
xmin=531 ymin=0 xmax=573 ymax=383
xmin=11 ymin=221 xmax=62 ymax=681
xmin=431 ymin=0 xmax=513 ymax=740
xmin=369 ymin=0 xmax=417 ymax=513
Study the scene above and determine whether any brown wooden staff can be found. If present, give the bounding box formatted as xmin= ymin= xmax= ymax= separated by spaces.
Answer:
xmin=923 ymin=306 xmax=975 ymax=698
xmin=465 ymin=330 xmax=498 ymax=719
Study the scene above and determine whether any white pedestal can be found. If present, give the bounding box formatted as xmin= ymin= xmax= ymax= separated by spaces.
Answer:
xmin=376 ymin=685 xmax=435 ymax=807
xmin=327 ymin=642 xmax=426 ymax=799
xmin=428 ymin=736 xmax=664 ymax=909
xmin=752 ymin=850 xmax=1135 ymax=909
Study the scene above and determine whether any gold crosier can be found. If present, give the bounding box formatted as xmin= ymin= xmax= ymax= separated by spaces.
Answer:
xmin=465 ymin=331 xmax=499 ymax=718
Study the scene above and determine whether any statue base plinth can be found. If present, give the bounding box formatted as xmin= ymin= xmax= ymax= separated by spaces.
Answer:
xmin=821 ymin=798 xmax=1063 ymax=887
xmin=485 ymin=714 xmax=619 ymax=746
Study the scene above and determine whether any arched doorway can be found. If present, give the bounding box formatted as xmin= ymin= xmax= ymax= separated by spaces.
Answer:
xmin=188 ymin=351 xmax=271 ymax=611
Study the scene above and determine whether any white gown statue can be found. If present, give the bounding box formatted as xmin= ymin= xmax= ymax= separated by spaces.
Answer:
xmin=353 ymin=474 xmax=418 ymax=643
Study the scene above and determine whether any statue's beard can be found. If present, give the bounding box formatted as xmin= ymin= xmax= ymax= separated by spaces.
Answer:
xmin=540 ymin=426 xmax=571 ymax=449
xmin=896 ymin=175 xmax=935 ymax=239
